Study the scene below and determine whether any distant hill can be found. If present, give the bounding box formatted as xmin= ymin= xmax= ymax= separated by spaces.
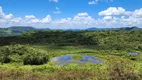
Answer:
xmin=37 ymin=28 xmax=50 ymax=30
xmin=0 ymin=26 xmax=51 ymax=36
xmin=9 ymin=26 xmax=36 ymax=33
xmin=86 ymin=27 xmax=142 ymax=31
xmin=86 ymin=27 xmax=98 ymax=31
xmin=0 ymin=26 xmax=142 ymax=36
xmin=0 ymin=26 xmax=37 ymax=36
xmin=119 ymin=27 xmax=142 ymax=30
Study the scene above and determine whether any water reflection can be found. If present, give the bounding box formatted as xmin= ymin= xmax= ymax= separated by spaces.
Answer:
xmin=51 ymin=54 xmax=104 ymax=66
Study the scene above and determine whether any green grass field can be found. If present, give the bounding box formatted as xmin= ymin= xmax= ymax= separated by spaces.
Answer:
xmin=0 ymin=45 xmax=142 ymax=80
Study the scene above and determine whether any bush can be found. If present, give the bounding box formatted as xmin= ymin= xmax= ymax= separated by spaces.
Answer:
xmin=23 ymin=50 xmax=48 ymax=65
xmin=0 ymin=44 xmax=49 ymax=65
xmin=109 ymin=61 xmax=142 ymax=80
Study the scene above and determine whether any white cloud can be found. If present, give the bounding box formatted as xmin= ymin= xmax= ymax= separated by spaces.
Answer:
xmin=103 ymin=16 xmax=112 ymax=20
xmin=41 ymin=15 xmax=52 ymax=23
xmin=88 ymin=0 xmax=98 ymax=5
xmin=0 ymin=6 xmax=5 ymax=18
xmin=31 ymin=19 xmax=40 ymax=23
xmin=49 ymin=0 xmax=58 ymax=3
xmin=73 ymin=12 xmax=95 ymax=25
xmin=1 ymin=6 xmax=142 ymax=29
xmin=56 ymin=7 xmax=59 ymax=10
xmin=0 ymin=19 xmax=6 ymax=24
xmin=11 ymin=18 xmax=22 ymax=23
xmin=53 ymin=11 xmax=61 ymax=14
xmin=88 ymin=0 xmax=114 ymax=5
xmin=132 ymin=8 xmax=142 ymax=18
xmin=77 ymin=12 xmax=89 ymax=17
xmin=99 ymin=7 xmax=132 ymax=16
xmin=53 ymin=7 xmax=61 ymax=14
xmin=51 ymin=12 xmax=96 ymax=29
xmin=25 ymin=15 xmax=52 ymax=24
xmin=25 ymin=15 xmax=36 ymax=19
xmin=53 ymin=18 xmax=72 ymax=24
xmin=5 ymin=14 xmax=14 ymax=19
xmin=0 ymin=6 xmax=52 ymax=28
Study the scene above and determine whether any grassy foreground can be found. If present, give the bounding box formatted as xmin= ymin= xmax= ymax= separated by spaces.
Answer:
xmin=0 ymin=45 xmax=142 ymax=80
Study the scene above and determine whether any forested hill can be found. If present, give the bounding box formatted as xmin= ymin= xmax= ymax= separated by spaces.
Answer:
xmin=0 ymin=30 xmax=142 ymax=50
xmin=86 ymin=27 xmax=142 ymax=31
xmin=0 ymin=26 xmax=50 ymax=36
xmin=0 ymin=26 xmax=35 ymax=36
xmin=8 ymin=26 xmax=36 ymax=33
xmin=0 ymin=26 xmax=141 ymax=36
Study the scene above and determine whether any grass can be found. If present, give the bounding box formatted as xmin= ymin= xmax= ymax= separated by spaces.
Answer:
xmin=72 ymin=55 xmax=83 ymax=60
xmin=0 ymin=45 xmax=142 ymax=80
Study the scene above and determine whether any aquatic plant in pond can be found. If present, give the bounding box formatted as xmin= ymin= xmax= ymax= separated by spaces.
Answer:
xmin=72 ymin=55 xmax=83 ymax=60
xmin=51 ymin=54 xmax=104 ymax=66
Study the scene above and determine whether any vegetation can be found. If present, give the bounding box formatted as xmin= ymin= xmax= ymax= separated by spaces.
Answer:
xmin=0 ymin=26 xmax=36 ymax=37
xmin=72 ymin=55 xmax=83 ymax=60
xmin=0 ymin=30 xmax=142 ymax=49
xmin=0 ymin=44 xmax=49 ymax=65
xmin=0 ymin=30 xmax=142 ymax=80
xmin=0 ymin=26 xmax=50 ymax=37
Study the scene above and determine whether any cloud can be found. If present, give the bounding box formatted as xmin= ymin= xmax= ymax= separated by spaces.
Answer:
xmin=49 ymin=0 xmax=58 ymax=3
xmin=53 ymin=7 xmax=61 ymax=14
xmin=132 ymin=8 xmax=142 ymax=18
xmin=11 ymin=18 xmax=22 ymax=23
xmin=53 ymin=18 xmax=72 ymax=24
xmin=97 ymin=7 xmax=142 ymax=28
xmin=5 ymin=14 xmax=14 ymax=19
xmin=51 ymin=12 xmax=96 ymax=29
xmin=54 ymin=12 xmax=95 ymax=25
xmin=72 ymin=12 xmax=95 ymax=25
xmin=88 ymin=0 xmax=114 ymax=5
xmin=103 ymin=16 xmax=112 ymax=20
xmin=41 ymin=15 xmax=52 ymax=23
xmin=56 ymin=7 xmax=59 ymax=10
xmin=1 ymin=6 xmax=142 ymax=29
xmin=25 ymin=15 xmax=36 ymax=19
xmin=25 ymin=15 xmax=52 ymax=24
xmin=99 ymin=7 xmax=132 ymax=16
xmin=0 ymin=6 xmax=5 ymax=18
xmin=0 ymin=6 xmax=52 ymax=27
xmin=53 ymin=11 xmax=61 ymax=14
xmin=88 ymin=0 xmax=98 ymax=5
xmin=77 ymin=12 xmax=89 ymax=17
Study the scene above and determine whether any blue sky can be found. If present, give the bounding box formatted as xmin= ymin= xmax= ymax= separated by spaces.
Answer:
xmin=0 ymin=0 xmax=142 ymax=29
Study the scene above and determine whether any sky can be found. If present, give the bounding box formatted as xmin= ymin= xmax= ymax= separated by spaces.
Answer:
xmin=0 ymin=0 xmax=142 ymax=29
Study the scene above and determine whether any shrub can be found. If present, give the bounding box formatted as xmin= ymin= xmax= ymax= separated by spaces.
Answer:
xmin=109 ymin=61 xmax=142 ymax=80
xmin=23 ymin=50 xmax=48 ymax=65
xmin=0 ymin=44 xmax=49 ymax=65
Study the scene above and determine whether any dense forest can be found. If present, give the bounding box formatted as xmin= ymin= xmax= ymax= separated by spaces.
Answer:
xmin=0 ymin=30 xmax=142 ymax=50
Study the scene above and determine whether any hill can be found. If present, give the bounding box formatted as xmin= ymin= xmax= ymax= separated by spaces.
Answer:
xmin=9 ymin=26 xmax=36 ymax=33
xmin=0 ymin=26 xmax=141 ymax=36
xmin=86 ymin=27 xmax=142 ymax=31
xmin=0 ymin=26 xmax=50 ymax=36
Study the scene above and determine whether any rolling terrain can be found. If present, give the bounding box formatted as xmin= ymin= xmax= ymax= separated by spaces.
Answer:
xmin=0 ymin=29 xmax=142 ymax=80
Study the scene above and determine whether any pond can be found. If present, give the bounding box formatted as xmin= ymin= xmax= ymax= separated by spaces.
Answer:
xmin=129 ymin=52 xmax=138 ymax=55
xmin=51 ymin=54 xmax=104 ymax=66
